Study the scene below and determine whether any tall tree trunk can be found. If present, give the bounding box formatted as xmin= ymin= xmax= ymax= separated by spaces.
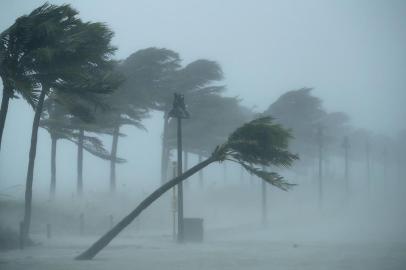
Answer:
xmin=50 ymin=135 xmax=57 ymax=200
xmin=343 ymin=136 xmax=350 ymax=196
xmin=223 ymin=162 xmax=227 ymax=183
xmin=184 ymin=150 xmax=189 ymax=171
xmin=76 ymin=155 xmax=216 ymax=260
xmin=261 ymin=180 xmax=267 ymax=226
xmin=383 ymin=146 xmax=387 ymax=181
xmin=317 ymin=126 xmax=323 ymax=210
xmin=261 ymin=166 xmax=267 ymax=226
xmin=161 ymin=112 xmax=169 ymax=184
xmin=183 ymin=150 xmax=189 ymax=188
xmin=344 ymin=144 xmax=349 ymax=194
xmin=198 ymin=154 xmax=203 ymax=188
xmin=110 ymin=125 xmax=119 ymax=193
xmin=240 ymin=166 xmax=244 ymax=183
xmin=21 ymin=86 xmax=48 ymax=245
xmin=0 ymin=85 xmax=12 ymax=151
xmin=366 ymin=140 xmax=370 ymax=195
xmin=77 ymin=128 xmax=84 ymax=197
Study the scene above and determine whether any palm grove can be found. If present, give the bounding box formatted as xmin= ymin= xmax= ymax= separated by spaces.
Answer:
xmin=0 ymin=3 xmax=298 ymax=250
xmin=2 ymin=3 xmax=401 ymax=260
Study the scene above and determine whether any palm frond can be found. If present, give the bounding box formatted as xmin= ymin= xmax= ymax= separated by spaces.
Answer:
xmin=224 ymin=117 xmax=299 ymax=167
xmin=208 ymin=117 xmax=299 ymax=191
xmin=240 ymin=163 xmax=296 ymax=191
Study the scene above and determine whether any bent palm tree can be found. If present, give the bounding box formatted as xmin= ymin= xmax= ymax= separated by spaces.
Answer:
xmin=0 ymin=9 xmax=40 ymax=150
xmin=21 ymin=3 xmax=117 ymax=244
xmin=76 ymin=117 xmax=298 ymax=260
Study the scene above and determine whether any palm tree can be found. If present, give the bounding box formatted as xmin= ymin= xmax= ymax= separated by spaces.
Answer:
xmin=166 ymin=94 xmax=253 ymax=185
xmin=102 ymin=62 xmax=150 ymax=193
xmin=117 ymin=48 xmax=180 ymax=184
xmin=263 ymin=88 xmax=349 ymax=208
xmin=72 ymin=120 xmax=125 ymax=196
xmin=55 ymin=62 xmax=126 ymax=196
xmin=0 ymin=6 xmax=44 ymax=150
xmin=40 ymin=97 xmax=71 ymax=199
xmin=79 ymin=109 xmax=146 ymax=194
xmin=20 ymin=3 xmax=117 ymax=244
xmin=76 ymin=117 xmax=299 ymax=260
xmin=40 ymin=97 xmax=125 ymax=199
xmin=160 ymin=60 xmax=224 ymax=183
xmin=263 ymin=88 xmax=326 ymax=159
xmin=118 ymin=48 xmax=225 ymax=183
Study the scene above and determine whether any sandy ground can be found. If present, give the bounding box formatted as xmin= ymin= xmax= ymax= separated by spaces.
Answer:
xmin=1 ymin=227 xmax=405 ymax=270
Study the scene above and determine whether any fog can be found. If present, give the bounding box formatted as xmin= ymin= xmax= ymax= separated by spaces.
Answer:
xmin=0 ymin=1 xmax=405 ymax=269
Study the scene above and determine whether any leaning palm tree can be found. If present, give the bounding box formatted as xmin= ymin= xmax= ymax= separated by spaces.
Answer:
xmin=166 ymin=94 xmax=253 ymax=185
xmin=76 ymin=117 xmax=299 ymax=260
xmin=21 ymin=3 xmax=117 ymax=244
xmin=0 ymin=6 xmax=43 ymax=150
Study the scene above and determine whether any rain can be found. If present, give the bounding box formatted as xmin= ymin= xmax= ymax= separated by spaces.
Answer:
xmin=0 ymin=1 xmax=405 ymax=269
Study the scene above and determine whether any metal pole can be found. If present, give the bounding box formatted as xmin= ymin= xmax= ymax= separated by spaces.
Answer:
xmin=177 ymin=117 xmax=184 ymax=243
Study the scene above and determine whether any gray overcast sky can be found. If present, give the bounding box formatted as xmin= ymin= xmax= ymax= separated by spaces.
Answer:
xmin=1 ymin=0 xmax=405 ymax=134
xmin=0 ymin=0 xmax=405 ymax=196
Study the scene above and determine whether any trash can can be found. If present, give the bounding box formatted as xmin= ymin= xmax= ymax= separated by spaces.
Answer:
xmin=183 ymin=218 xmax=203 ymax=242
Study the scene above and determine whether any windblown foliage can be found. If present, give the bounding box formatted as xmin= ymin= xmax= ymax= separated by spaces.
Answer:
xmin=76 ymin=116 xmax=298 ymax=260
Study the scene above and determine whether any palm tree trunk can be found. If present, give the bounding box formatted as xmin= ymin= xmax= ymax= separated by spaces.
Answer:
xmin=344 ymin=143 xmax=349 ymax=195
xmin=184 ymin=151 xmax=189 ymax=170
xmin=21 ymin=85 xmax=48 ymax=245
xmin=110 ymin=125 xmax=119 ymax=193
xmin=50 ymin=135 xmax=57 ymax=199
xmin=77 ymin=128 xmax=84 ymax=197
xmin=240 ymin=166 xmax=244 ymax=183
xmin=76 ymin=155 xmax=216 ymax=260
xmin=317 ymin=126 xmax=323 ymax=210
xmin=0 ymin=85 xmax=12 ymax=151
xmin=198 ymin=154 xmax=203 ymax=188
xmin=261 ymin=180 xmax=267 ymax=226
xmin=223 ymin=162 xmax=227 ymax=183
xmin=261 ymin=166 xmax=267 ymax=226
xmin=161 ymin=112 xmax=169 ymax=184
xmin=183 ymin=150 xmax=189 ymax=188
xmin=366 ymin=140 xmax=370 ymax=195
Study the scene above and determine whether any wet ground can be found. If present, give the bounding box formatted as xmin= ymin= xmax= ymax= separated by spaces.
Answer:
xmin=1 ymin=227 xmax=405 ymax=270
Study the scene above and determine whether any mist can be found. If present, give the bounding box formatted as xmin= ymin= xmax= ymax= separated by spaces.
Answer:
xmin=0 ymin=1 xmax=405 ymax=269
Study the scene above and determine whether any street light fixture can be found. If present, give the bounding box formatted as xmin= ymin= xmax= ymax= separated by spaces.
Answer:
xmin=168 ymin=93 xmax=189 ymax=243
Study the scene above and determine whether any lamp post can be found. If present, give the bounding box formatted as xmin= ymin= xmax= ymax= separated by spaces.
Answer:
xmin=168 ymin=93 xmax=189 ymax=243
